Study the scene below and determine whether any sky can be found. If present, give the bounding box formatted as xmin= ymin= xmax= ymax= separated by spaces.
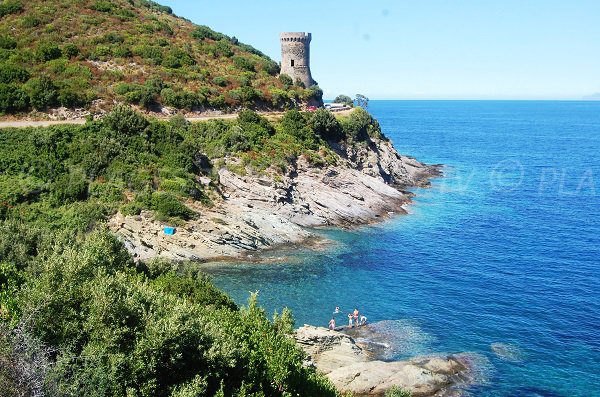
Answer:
xmin=158 ymin=1 xmax=600 ymax=100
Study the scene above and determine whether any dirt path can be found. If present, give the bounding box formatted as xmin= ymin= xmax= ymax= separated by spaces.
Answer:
xmin=0 ymin=109 xmax=353 ymax=129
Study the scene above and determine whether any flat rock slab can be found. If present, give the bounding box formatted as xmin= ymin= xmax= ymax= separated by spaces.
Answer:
xmin=295 ymin=325 xmax=471 ymax=397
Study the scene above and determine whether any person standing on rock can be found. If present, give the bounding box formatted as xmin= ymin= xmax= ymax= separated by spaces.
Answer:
xmin=353 ymin=308 xmax=359 ymax=327
xmin=329 ymin=318 xmax=336 ymax=330
xmin=347 ymin=313 xmax=353 ymax=328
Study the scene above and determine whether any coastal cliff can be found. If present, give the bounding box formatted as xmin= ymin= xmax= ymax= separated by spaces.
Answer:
xmin=109 ymin=131 xmax=440 ymax=262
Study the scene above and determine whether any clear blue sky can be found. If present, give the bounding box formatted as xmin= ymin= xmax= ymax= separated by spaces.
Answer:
xmin=159 ymin=1 xmax=600 ymax=100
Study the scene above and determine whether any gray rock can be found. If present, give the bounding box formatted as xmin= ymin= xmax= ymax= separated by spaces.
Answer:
xmin=295 ymin=325 xmax=471 ymax=397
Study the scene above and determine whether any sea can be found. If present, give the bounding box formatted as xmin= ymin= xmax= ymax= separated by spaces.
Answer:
xmin=200 ymin=101 xmax=600 ymax=396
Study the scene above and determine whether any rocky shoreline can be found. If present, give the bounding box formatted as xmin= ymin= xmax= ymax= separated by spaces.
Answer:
xmin=109 ymin=135 xmax=441 ymax=262
xmin=295 ymin=324 xmax=474 ymax=397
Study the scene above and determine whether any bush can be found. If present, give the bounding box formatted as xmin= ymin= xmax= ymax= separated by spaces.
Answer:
xmin=151 ymin=191 xmax=194 ymax=220
xmin=191 ymin=25 xmax=225 ymax=41
xmin=132 ymin=45 xmax=163 ymax=64
xmin=340 ymin=107 xmax=382 ymax=141
xmin=279 ymin=74 xmax=293 ymax=87
xmin=161 ymin=88 xmax=199 ymax=110
xmin=26 ymin=76 xmax=57 ymax=110
xmin=0 ymin=63 xmax=29 ymax=84
xmin=162 ymin=49 xmax=195 ymax=69
xmin=36 ymin=43 xmax=62 ymax=62
xmin=0 ymin=36 xmax=17 ymax=50
xmin=0 ymin=84 xmax=28 ymax=113
xmin=228 ymin=86 xmax=259 ymax=106
xmin=233 ymin=56 xmax=255 ymax=72
xmin=90 ymin=1 xmax=114 ymax=13
xmin=212 ymin=76 xmax=229 ymax=87
xmin=103 ymin=105 xmax=150 ymax=136
xmin=61 ymin=43 xmax=79 ymax=58
xmin=49 ymin=169 xmax=89 ymax=206
xmin=0 ymin=1 xmax=23 ymax=17
xmin=310 ymin=109 xmax=343 ymax=141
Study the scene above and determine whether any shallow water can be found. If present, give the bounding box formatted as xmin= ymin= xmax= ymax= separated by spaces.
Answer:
xmin=201 ymin=101 xmax=600 ymax=396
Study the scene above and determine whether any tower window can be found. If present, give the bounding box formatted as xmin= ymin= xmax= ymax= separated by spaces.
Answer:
xmin=291 ymin=59 xmax=295 ymax=67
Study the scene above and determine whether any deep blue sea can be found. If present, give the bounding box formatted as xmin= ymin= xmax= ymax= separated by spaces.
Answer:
xmin=202 ymin=101 xmax=600 ymax=396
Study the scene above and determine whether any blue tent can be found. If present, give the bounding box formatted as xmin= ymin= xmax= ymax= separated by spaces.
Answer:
xmin=163 ymin=227 xmax=176 ymax=235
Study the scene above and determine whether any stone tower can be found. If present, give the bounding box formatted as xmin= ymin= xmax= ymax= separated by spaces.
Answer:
xmin=280 ymin=32 xmax=315 ymax=88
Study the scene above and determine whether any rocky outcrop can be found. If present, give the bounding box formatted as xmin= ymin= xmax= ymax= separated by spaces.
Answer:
xmin=109 ymin=136 xmax=441 ymax=262
xmin=295 ymin=325 xmax=472 ymax=397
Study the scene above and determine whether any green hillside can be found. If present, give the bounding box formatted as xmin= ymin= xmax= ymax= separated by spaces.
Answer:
xmin=0 ymin=0 xmax=322 ymax=116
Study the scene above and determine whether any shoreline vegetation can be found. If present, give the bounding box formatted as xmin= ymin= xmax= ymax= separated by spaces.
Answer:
xmin=0 ymin=105 xmax=441 ymax=396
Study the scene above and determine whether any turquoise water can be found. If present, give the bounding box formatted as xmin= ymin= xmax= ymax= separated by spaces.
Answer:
xmin=202 ymin=101 xmax=600 ymax=396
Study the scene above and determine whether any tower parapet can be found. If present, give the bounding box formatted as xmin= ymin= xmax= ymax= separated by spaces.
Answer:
xmin=280 ymin=32 xmax=315 ymax=88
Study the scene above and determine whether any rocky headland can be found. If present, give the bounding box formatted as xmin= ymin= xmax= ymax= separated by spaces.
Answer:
xmin=109 ymin=136 xmax=441 ymax=262
xmin=295 ymin=324 xmax=475 ymax=397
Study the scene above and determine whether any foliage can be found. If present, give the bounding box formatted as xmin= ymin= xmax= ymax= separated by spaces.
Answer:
xmin=279 ymin=74 xmax=293 ymax=87
xmin=26 ymin=76 xmax=58 ymax=110
xmin=0 ymin=0 xmax=315 ymax=114
xmin=0 ymin=83 xmax=28 ymax=112
xmin=0 ymin=1 xmax=23 ymax=17
xmin=384 ymin=385 xmax=412 ymax=397
xmin=150 ymin=191 xmax=195 ymax=221
xmin=103 ymin=104 xmax=150 ymax=135
xmin=333 ymin=94 xmax=354 ymax=107
xmin=0 ymin=230 xmax=341 ymax=396
xmin=355 ymin=93 xmax=369 ymax=109
xmin=339 ymin=106 xmax=384 ymax=141
xmin=310 ymin=108 xmax=344 ymax=141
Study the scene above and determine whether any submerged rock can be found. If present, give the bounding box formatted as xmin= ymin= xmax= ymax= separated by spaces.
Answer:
xmin=295 ymin=325 xmax=473 ymax=397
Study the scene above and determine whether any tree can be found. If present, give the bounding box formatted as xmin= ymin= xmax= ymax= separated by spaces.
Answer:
xmin=333 ymin=94 xmax=353 ymax=107
xmin=355 ymin=94 xmax=369 ymax=109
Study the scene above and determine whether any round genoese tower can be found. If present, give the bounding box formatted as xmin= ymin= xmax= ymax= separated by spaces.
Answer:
xmin=280 ymin=32 xmax=315 ymax=88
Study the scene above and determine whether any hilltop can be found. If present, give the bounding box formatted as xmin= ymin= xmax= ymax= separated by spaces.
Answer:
xmin=0 ymin=0 xmax=322 ymax=118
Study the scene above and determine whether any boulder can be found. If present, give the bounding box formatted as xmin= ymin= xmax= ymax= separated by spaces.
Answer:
xmin=295 ymin=325 xmax=471 ymax=397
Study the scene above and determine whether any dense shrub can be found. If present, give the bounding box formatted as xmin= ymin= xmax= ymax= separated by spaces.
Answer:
xmin=0 ymin=84 xmax=28 ymax=113
xmin=233 ymin=56 xmax=255 ymax=72
xmin=36 ymin=43 xmax=62 ymax=62
xmin=103 ymin=105 xmax=150 ymax=135
xmin=26 ymin=76 xmax=58 ymax=110
xmin=280 ymin=109 xmax=316 ymax=146
xmin=162 ymin=49 xmax=195 ymax=69
xmin=49 ymin=169 xmax=89 ymax=206
xmin=0 ymin=63 xmax=29 ymax=84
xmin=90 ymin=1 xmax=114 ymax=13
xmin=279 ymin=73 xmax=293 ymax=87
xmin=228 ymin=86 xmax=260 ymax=106
xmin=340 ymin=107 xmax=383 ymax=141
xmin=191 ymin=25 xmax=225 ymax=41
xmin=61 ymin=43 xmax=79 ymax=58
xmin=0 ymin=230 xmax=340 ymax=396
xmin=213 ymin=39 xmax=234 ymax=57
xmin=150 ymin=191 xmax=194 ymax=220
xmin=132 ymin=45 xmax=164 ymax=64
xmin=161 ymin=88 xmax=199 ymax=110
xmin=0 ymin=36 xmax=17 ymax=50
xmin=212 ymin=76 xmax=229 ymax=87
xmin=0 ymin=1 xmax=23 ymax=17
xmin=310 ymin=108 xmax=343 ymax=141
